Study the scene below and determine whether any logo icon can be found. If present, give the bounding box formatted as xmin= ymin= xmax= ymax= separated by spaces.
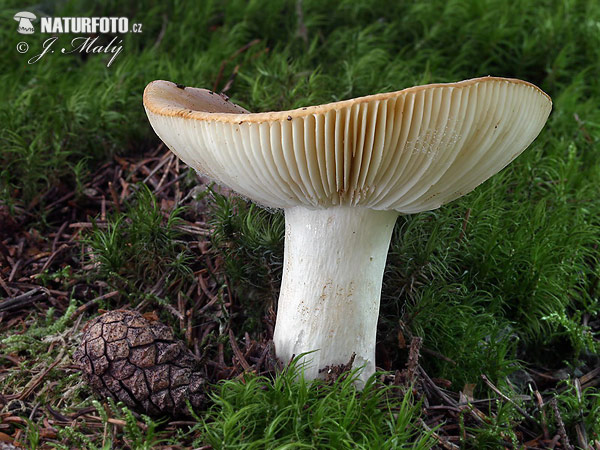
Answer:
xmin=14 ymin=11 xmax=36 ymax=34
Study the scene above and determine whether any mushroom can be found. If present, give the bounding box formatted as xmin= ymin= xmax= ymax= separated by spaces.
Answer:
xmin=143 ymin=77 xmax=552 ymax=385
xmin=13 ymin=11 xmax=36 ymax=34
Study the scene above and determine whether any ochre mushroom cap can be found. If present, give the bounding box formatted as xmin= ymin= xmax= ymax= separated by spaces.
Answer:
xmin=144 ymin=76 xmax=552 ymax=213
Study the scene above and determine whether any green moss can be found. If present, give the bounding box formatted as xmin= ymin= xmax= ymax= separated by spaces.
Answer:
xmin=2 ymin=0 xmax=600 ymax=446
xmin=84 ymin=185 xmax=193 ymax=299
xmin=196 ymin=361 xmax=434 ymax=449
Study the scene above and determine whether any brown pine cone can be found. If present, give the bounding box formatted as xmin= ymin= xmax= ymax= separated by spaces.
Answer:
xmin=73 ymin=310 xmax=207 ymax=417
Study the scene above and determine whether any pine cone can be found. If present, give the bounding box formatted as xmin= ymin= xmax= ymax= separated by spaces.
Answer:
xmin=73 ymin=310 xmax=207 ymax=416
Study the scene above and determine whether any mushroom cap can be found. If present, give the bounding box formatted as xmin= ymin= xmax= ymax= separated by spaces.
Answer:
xmin=144 ymin=76 xmax=551 ymax=213
xmin=14 ymin=11 xmax=36 ymax=20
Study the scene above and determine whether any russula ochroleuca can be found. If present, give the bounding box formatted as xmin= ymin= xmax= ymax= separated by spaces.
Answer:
xmin=143 ymin=76 xmax=552 ymax=385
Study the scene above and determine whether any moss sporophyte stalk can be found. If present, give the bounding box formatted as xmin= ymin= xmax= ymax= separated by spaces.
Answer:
xmin=143 ymin=77 xmax=552 ymax=385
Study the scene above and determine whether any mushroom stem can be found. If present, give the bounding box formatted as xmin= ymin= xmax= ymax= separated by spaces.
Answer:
xmin=274 ymin=206 xmax=398 ymax=386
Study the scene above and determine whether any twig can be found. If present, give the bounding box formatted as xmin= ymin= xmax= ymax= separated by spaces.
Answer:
xmin=419 ymin=366 xmax=458 ymax=407
xmin=155 ymin=153 xmax=175 ymax=192
xmin=0 ymin=272 xmax=14 ymax=297
xmin=213 ymin=39 xmax=261 ymax=92
xmin=71 ymin=291 xmax=119 ymax=319
xmin=174 ymin=158 xmax=181 ymax=204
xmin=548 ymin=434 xmax=561 ymax=449
xmin=549 ymin=366 xmax=600 ymax=400
xmin=229 ymin=329 xmax=252 ymax=371
xmin=421 ymin=346 xmax=457 ymax=366
xmin=154 ymin=172 xmax=186 ymax=195
xmin=405 ymin=336 xmax=422 ymax=383
xmin=550 ymin=397 xmax=574 ymax=450
xmin=574 ymin=113 xmax=593 ymax=143
xmin=221 ymin=65 xmax=239 ymax=94
xmin=44 ymin=191 xmax=75 ymax=211
xmin=295 ymin=0 xmax=308 ymax=44
xmin=255 ymin=343 xmax=270 ymax=373
xmin=578 ymin=366 xmax=600 ymax=389
xmin=419 ymin=419 xmax=460 ymax=450
xmin=51 ymin=221 xmax=69 ymax=253
xmin=421 ymin=367 xmax=488 ymax=426
xmin=152 ymin=14 xmax=168 ymax=49
xmin=217 ymin=343 xmax=225 ymax=367
xmin=18 ymin=349 xmax=65 ymax=400
xmin=46 ymin=405 xmax=72 ymax=422
xmin=142 ymin=148 xmax=171 ymax=184
xmin=40 ymin=243 xmax=69 ymax=273
xmin=534 ymin=389 xmax=550 ymax=440
xmin=457 ymin=208 xmax=471 ymax=242
xmin=162 ymin=301 xmax=185 ymax=322
xmin=0 ymin=353 xmax=22 ymax=365
xmin=69 ymin=222 xmax=107 ymax=229
xmin=574 ymin=378 xmax=589 ymax=450
xmin=0 ymin=288 xmax=46 ymax=312
xmin=481 ymin=374 xmax=538 ymax=424
xmin=108 ymin=181 xmax=121 ymax=213
xmin=83 ymin=415 xmax=147 ymax=431
xmin=8 ymin=258 xmax=21 ymax=282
